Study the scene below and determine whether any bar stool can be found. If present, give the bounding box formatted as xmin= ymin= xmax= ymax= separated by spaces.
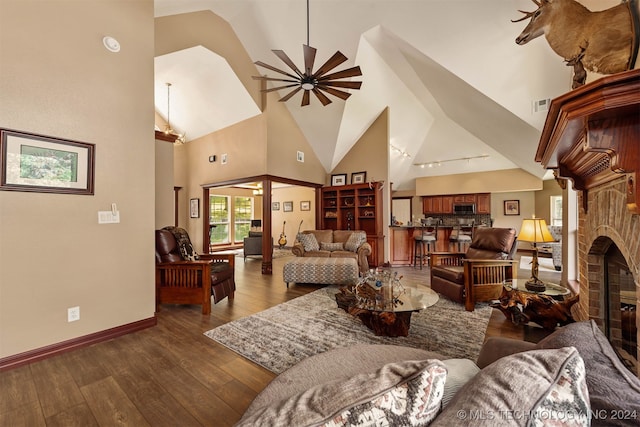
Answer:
xmin=450 ymin=219 xmax=474 ymax=252
xmin=414 ymin=223 xmax=438 ymax=269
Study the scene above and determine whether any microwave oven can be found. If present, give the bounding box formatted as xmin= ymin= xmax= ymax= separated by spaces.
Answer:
xmin=453 ymin=203 xmax=476 ymax=215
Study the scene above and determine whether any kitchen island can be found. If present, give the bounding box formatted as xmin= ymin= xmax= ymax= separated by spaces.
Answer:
xmin=389 ymin=225 xmax=455 ymax=266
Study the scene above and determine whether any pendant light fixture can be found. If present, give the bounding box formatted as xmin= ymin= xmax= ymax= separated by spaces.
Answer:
xmin=163 ymin=82 xmax=186 ymax=144
xmin=252 ymin=0 xmax=362 ymax=107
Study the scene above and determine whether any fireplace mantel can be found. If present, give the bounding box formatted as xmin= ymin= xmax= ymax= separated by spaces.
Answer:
xmin=535 ymin=69 xmax=640 ymax=214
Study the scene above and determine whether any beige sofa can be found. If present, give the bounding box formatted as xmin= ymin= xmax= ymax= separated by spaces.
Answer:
xmin=292 ymin=230 xmax=371 ymax=274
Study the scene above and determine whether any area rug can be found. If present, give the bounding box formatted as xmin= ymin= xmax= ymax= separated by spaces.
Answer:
xmin=230 ymin=247 xmax=294 ymax=259
xmin=519 ymin=255 xmax=556 ymax=273
xmin=204 ymin=286 xmax=492 ymax=374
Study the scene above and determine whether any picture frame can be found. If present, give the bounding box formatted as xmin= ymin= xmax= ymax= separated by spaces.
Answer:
xmin=504 ymin=200 xmax=520 ymax=216
xmin=190 ymin=198 xmax=200 ymax=218
xmin=300 ymin=200 xmax=310 ymax=211
xmin=283 ymin=201 xmax=293 ymax=212
xmin=351 ymin=171 xmax=366 ymax=184
xmin=331 ymin=173 xmax=347 ymax=186
xmin=0 ymin=128 xmax=95 ymax=195
xmin=272 ymin=201 xmax=280 ymax=211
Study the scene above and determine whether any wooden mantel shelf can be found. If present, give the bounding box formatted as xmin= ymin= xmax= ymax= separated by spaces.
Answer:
xmin=536 ymin=69 xmax=640 ymax=214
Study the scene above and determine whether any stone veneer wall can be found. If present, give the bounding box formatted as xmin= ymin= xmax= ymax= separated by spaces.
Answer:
xmin=575 ymin=176 xmax=639 ymax=373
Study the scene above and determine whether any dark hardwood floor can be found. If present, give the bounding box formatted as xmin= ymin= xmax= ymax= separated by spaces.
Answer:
xmin=0 ymin=252 xmax=560 ymax=426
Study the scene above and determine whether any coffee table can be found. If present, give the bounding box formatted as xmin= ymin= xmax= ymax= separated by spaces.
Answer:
xmin=335 ymin=285 xmax=439 ymax=337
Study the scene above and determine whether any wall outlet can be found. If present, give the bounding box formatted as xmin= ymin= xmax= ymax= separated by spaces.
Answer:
xmin=68 ymin=306 xmax=80 ymax=322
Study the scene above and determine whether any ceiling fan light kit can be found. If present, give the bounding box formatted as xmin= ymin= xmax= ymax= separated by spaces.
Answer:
xmin=252 ymin=0 xmax=362 ymax=107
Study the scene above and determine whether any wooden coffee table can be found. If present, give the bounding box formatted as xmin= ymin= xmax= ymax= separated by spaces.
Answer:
xmin=335 ymin=285 xmax=439 ymax=337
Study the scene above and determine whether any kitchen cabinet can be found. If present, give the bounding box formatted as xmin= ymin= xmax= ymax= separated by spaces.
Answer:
xmin=476 ymin=193 xmax=491 ymax=214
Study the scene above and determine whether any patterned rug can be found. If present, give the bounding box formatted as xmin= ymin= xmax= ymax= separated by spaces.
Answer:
xmin=204 ymin=286 xmax=492 ymax=374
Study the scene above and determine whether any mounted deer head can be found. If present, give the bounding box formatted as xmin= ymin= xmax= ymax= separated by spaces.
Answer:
xmin=512 ymin=0 xmax=639 ymax=87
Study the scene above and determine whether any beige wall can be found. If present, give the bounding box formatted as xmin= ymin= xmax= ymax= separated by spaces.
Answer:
xmin=415 ymin=168 xmax=542 ymax=195
xmin=0 ymin=1 xmax=155 ymax=358
xmin=271 ymin=186 xmax=317 ymax=243
xmin=156 ymin=140 xmax=175 ymax=228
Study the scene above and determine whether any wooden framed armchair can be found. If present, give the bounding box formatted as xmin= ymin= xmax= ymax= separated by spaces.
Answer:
xmin=430 ymin=227 xmax=517 ymax=312
xmin=155 ymin=227 xmax=235 ymax=314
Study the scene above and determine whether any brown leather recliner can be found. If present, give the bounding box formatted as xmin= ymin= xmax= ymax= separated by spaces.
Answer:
xmin=155 ymin=227 xmax=235 ymax=314
xmin=430 ymin=227 xmax=517 ymax=312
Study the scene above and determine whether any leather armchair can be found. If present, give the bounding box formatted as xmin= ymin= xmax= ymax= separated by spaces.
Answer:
xmin=155 ymin=227 xmax=235 ymax=314
xmin=430 ymin=227 xmax=517 ymax=312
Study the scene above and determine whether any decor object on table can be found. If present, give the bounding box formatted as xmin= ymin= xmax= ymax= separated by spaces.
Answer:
xmin=251 ymin=0 xmax=362 ymax=107
xmin=430 ymin=227 xmax=518 ymax=311
xmin=189 ymin=198 xmax=199 ymax=218
xmin=0 ymin=128 xmax=95 ymax=195
xmin=155 ymin=226 xmax=234 ymax=314
xmin=492 ymin=280 xmax=578 ymax=330
xmin=512 ymin=0 xmax=640 ymax=89
xmin=292 ymin=229 xmax=371 ymax=274
xmin=503 ymin=199 xmax=519 ymax=215
xmin=351 ymin=171 xmax=366 ymax=184
xmin=517 ymin=216 xmax=556 ymax=292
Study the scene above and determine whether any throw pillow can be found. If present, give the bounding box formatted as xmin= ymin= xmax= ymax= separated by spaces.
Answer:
xmin=320 ymin=242 xmax=344 ymax=251
xmin=297 ymin=233 xmax=320 ymax=252
xmin=344 ymin=232 xmax=366 ymax=252
xmin=432 ymin=347 xmax=590 ymax=427
xmin=236 ymin=359 xmax=447 ymax=427
xmin=535 ymin=320 xmax=640 ymax=425
xmin=164 ymin=226 xmax=199 ymax=261
xmin=440 ymin=359 xmax=480 ymax=408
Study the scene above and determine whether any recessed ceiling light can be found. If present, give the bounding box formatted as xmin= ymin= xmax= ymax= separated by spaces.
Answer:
xmin=102 ymin=36 xmax=120 ymax=53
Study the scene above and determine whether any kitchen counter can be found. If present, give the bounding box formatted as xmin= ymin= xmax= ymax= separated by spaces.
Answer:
xmin=389 ymin=226 xmax=455 ymax=266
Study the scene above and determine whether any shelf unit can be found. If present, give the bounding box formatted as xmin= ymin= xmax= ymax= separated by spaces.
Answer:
xmin=320 ymin=182 xmax=384 ymax=267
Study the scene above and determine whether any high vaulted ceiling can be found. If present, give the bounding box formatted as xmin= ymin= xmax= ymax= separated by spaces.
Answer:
xmin=154 ymin=0 xmax=613 ymax=190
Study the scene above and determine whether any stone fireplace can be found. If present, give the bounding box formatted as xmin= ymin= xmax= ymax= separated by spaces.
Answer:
xmin=536 ymin=69 xmax=639 ymax=376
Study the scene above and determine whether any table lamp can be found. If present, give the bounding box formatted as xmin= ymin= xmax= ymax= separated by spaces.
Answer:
xmin=517 ymin=216 xmax=556 ymax=292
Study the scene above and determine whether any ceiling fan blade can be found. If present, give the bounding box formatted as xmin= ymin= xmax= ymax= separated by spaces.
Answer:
xmin=279 ymin=86 xmax=302 ymax=102
xmin=319 ymin=86 xmax=352 ymax=101
xmin=262 ymin=83 xmax=300 ymax=93
xmin=303 ymin=45 xmax=317 ymax=76
xmin=311 ymin=88 xmax=332 ymax=106
xmin=254 ymin=61 xmax=299 ymax=80
xmin=301 ymin=90 xmax=310 ymax=106
xmin=317 ymin=80 xmax=362 ymax=90
xmin=272 ymin=50 xmax=304 ymax=77
xmin=318 ymin=66 xmax=362 ymax=81
xmin=252 ymin=75 xmax=299 ymax=84
xmin=312 ymin=51 xmax=348 ymax=78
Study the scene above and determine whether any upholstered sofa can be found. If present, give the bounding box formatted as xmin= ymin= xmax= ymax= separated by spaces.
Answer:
xmin=292 ymin=230 xmax=371 ymax=274
xmin=236 ymin=320 xmax=640 ymax=426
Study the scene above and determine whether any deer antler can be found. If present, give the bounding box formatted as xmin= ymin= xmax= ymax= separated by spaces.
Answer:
xmin=511 ymin=0 xmax=543 ymax=23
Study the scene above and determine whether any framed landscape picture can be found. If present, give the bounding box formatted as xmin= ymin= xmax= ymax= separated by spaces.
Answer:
xmin=351 ymin=171 xmax=366 ymax=184
xmin=300 ymin=200 xmax=310 ymax=211
xmin=0 ymin=128 xmax=95 ymax=195
xmin=504 ymin=200 xmax=520 ymax=216
xmin=331 ymin=174 xmax=347 ymax=186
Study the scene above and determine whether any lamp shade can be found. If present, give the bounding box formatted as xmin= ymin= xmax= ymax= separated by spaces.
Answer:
xmin=517 ymin=218 xmax=555 ymax=243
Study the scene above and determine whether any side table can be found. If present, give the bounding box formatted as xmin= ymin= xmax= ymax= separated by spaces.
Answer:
xmin=491 ymin=279 xmax=579 ymax=331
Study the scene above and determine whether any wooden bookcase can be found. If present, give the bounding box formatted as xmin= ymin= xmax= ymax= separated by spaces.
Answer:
xmin=320 ymin=182 xmax=384 ymax=267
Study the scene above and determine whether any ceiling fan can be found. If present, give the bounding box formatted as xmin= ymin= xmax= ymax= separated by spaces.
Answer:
xmin=252 ymin=0 xmax=362 ymax=107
